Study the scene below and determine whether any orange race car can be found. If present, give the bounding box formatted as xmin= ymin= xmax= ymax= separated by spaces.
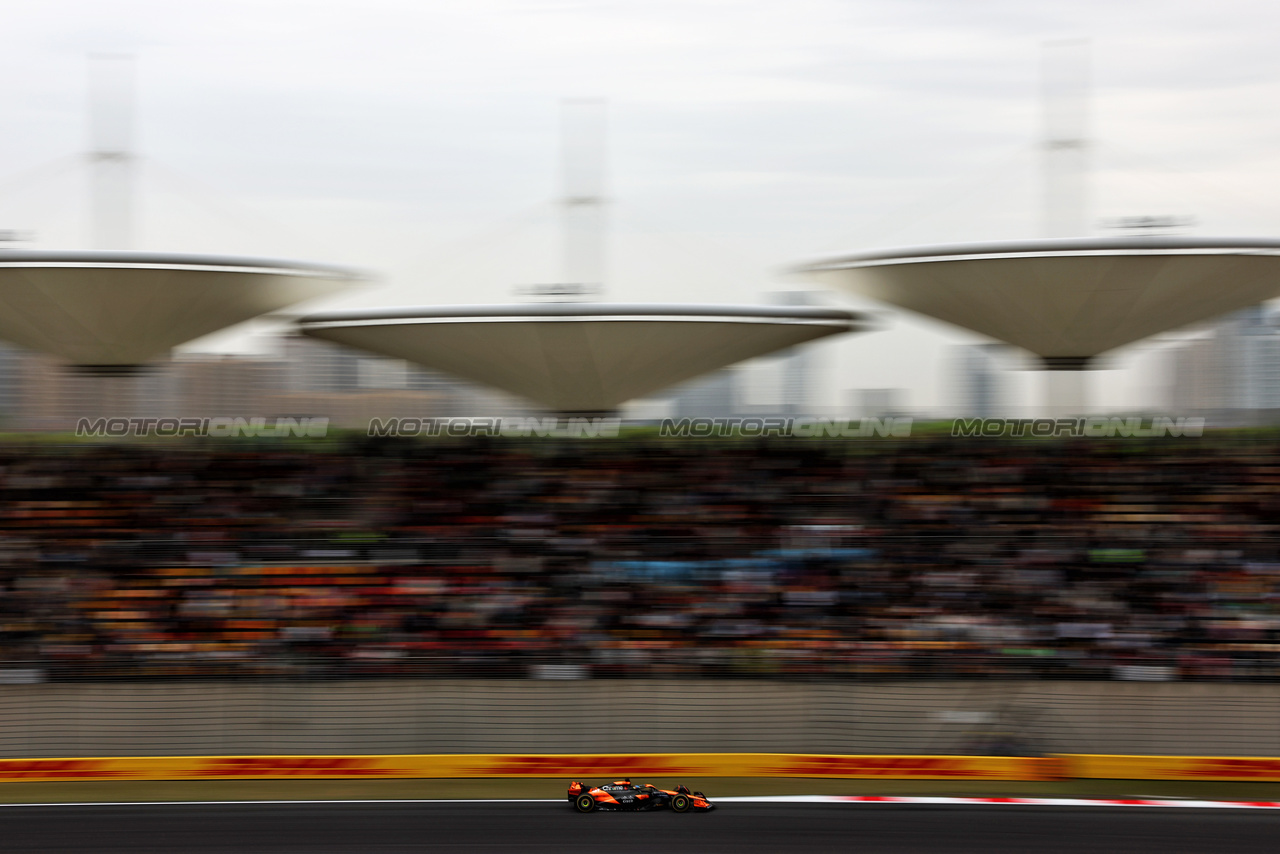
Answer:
xmin=568 ymin=779 xmax=714 ymax=813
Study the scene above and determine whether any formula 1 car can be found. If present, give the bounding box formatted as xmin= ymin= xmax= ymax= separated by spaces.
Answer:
xmin=568 ymin=779 xmax=714 ymax=813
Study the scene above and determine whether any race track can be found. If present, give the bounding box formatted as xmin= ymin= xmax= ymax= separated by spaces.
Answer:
xmin=5 ymin=801 xmax=1280 ymax=853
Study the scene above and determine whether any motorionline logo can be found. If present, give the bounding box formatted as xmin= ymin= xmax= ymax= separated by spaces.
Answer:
xmin=367 ymin=416 xmax=622 ymax=438
xmin=75 ymin=417 xmax=329 ymax=438
xmin=659 ymin=417 xmax=913 ymax=438
xmin=951 ymin=416 xmax=1205 ymax=438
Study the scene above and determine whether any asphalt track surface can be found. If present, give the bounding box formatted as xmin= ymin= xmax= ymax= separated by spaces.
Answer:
xmin=6 ymin=801 xmax=1280 ymax=853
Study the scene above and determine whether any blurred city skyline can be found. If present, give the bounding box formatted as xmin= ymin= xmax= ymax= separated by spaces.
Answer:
xmin=2 ymin=1 xmax=1280 ymax=413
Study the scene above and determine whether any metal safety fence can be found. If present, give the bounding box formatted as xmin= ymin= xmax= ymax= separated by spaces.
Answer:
xmin=0 ymin=675 xmax=1278 ymax=759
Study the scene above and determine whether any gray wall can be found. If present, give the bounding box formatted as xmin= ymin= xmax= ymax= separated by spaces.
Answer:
xmin=0 ymin=679 xmax=1276 ymax=758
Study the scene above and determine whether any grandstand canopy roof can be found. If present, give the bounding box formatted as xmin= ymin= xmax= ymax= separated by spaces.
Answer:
xmin=298 ymin=303 xmax=866 ymax=413
xmin=0 ymin=250 xmax=358 ymax=367
xmin=797 ymin=237 xmax=1280 ymax=367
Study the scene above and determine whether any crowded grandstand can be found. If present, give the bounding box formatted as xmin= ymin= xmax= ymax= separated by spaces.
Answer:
xmin=0 ymin=435 xmax=1272 ymax=682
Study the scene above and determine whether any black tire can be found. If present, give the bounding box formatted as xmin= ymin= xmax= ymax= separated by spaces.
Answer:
xmin=671 ymin=794 xmax=691 ymax=813
xmin=575 ymin=793 xmax=597 ymax=813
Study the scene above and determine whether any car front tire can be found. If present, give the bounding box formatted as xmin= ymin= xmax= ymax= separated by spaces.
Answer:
xmin=671 ymin=794 xmax=691 ymax=813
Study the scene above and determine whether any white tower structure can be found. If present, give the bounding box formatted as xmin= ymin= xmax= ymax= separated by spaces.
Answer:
xmin=1040 ymin=40 xmax=1091 ymax=413
xmin=1042 ymin=40 xmax=1090 ymax=240
xmin=0 ymin=57 xmax=357 ymax=372
xmin=300 ymin=107 xmax=866 ymax=414
xmin=89 ymin=54 xmax=135 ymax=250
xmin=560 ymin=99 xmax=607 ymax=298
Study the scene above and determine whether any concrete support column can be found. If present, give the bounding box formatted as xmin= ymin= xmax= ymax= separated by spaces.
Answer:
xmin=1042 ymin=356 xmax=1091 ymax=417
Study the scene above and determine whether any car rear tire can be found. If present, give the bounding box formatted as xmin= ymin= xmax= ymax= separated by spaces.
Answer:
xmin=671 ymin=794 xmax=691 ymax=813
xmin=575 ymin=793 xmax=597 ymax=813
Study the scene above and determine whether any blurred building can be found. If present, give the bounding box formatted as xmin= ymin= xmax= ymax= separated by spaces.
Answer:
xmin=0 ymin=333 xmax=537 ymax=431
xmin=0 ymin=344 xmax=25 ymax=428
xmin=667 ymin=368 xmax=738 ymax=418
xmin=283 ymin=335 xmax=361 ymax=395
xmin=281 ymin=334 xmax=533 ymax=421
xmin=770 ymin=291 xmax=823 ymax=416
xmin=1171 ymin=336 xmax=1216 ymax=414
xmin=702 ymin=291 xmax=835 ymax=417
xmin=1170 ymin=306 xmax=1280 ymax=424
xmin=850 ymin=387 xmax=907 ymax=418
xmin=647 ymin=292 xmax=838 ymax=419
xmin=174 ymin=355 xmax=286 ymax=419
xmin=949 ymin=343 xmax=1009 ymax=418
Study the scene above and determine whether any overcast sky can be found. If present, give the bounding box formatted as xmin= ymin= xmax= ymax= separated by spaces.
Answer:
xmin=2 ymin=0 xmax=1279 ymax=413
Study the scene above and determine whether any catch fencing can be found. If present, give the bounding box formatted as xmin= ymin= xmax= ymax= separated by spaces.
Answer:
xmin=0 ymin=677 xmax=1278 ymax=759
